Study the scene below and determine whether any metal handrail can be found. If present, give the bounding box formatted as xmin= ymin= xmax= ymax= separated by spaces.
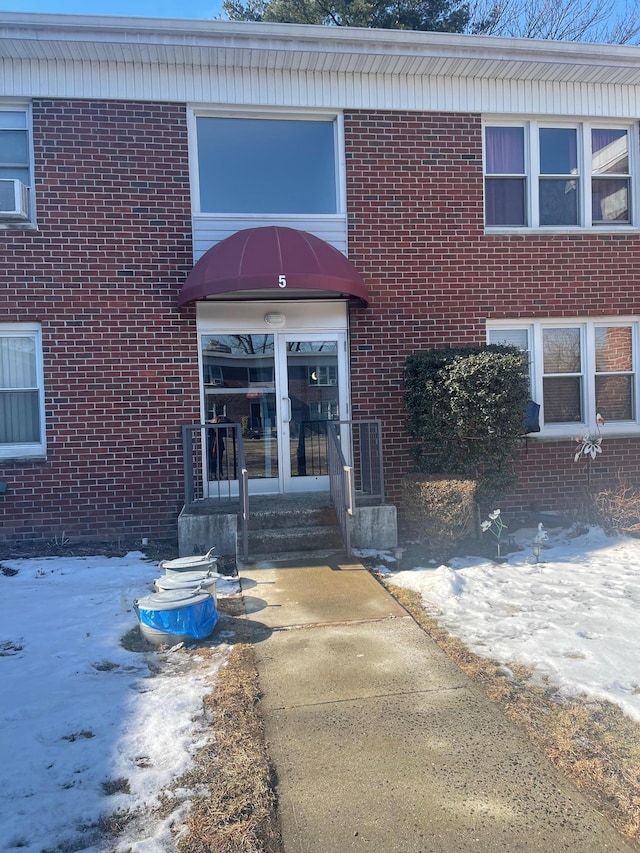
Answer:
xmin=335 ymin=419 xmax=385 ymax=502
xmin=236 ymin=430 xmax=249 ymax=562
xmin=182 ymin=418 xmax=384 ymax=561
xmin=327 ymin=421 xmax=354 ymax=556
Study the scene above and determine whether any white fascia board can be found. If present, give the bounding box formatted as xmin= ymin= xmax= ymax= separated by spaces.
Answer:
xmin=3 ymin=12 xmax=640 ymax=86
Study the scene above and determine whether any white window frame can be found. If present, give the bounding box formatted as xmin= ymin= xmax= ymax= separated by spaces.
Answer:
xmin=0 ymin=323 xmax=46 ymax=459
xmin=309 ymin=400 xmax=340 ymax=420
xmin=309 ymin=364 xmax=337 ymax=386
xmin=488 ymin=318 xmax=640 ymax=438
xmin=0 ymin=103 xmax=35 ymax=227
xmin=188 ymin=107 xmax=345 ymax=217
xmin=483 ymin=118 xmax=638 ymax=233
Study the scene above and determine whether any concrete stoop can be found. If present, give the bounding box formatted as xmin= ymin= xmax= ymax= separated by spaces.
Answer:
xmin=178 ymin=492 xmax=398 ymax=559
xmin=247 ymin=503 xmax=345 ymax=558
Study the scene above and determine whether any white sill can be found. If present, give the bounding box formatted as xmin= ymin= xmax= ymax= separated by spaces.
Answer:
xmin=485 ymin=226 xmax=640 ymax=236
xmin=0 ymin=451 xmax=46 ymax=462
xmin=528 ymin=429 xmax=640 ymax=441
xmin=0 ymin=220 xmax=37 ymax=231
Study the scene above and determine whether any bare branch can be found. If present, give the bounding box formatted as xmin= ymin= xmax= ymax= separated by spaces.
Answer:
xmin=471 ymin=0 xmax=640 ymax=42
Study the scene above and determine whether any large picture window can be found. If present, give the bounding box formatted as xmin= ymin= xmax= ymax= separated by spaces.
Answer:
xmin=489 ymin=320 xmax=638 ymax=435
xmin=195 ymin=116 xmax=338 ymax=215
xmin=484 ymin=121 xmax=634 ymax=230
xmin=0 ymin=324 xmax=45 ymax=458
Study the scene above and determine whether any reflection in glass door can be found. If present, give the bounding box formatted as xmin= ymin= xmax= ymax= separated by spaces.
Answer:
xmin=201 ymin=331 xmax=347 ymax=493
xmin=201 ymin=334 xmax=279 ymax=490
xmin=279 ymin=335 xmax=346 ymax=492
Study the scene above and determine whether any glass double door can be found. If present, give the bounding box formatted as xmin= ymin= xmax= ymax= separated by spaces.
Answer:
xmin=201 ymin=330 xmax=347 ymax=493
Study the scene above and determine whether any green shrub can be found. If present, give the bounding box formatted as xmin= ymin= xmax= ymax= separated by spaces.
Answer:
xmin=400 ymin=475 xmax=476 ymax=549
xmin=404 ymin=346 xmax=530 ymax=500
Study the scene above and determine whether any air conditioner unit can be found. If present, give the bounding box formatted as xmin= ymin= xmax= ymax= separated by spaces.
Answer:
xmin=0 ymin=179 xmax=29 ymax=220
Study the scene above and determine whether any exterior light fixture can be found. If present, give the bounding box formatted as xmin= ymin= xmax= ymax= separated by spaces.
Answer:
xmin=264 ymin=312 xmax=286 ymax=327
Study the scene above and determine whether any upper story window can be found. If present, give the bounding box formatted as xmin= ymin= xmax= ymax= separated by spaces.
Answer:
xmin=0 ymin=108 xmax=32 ymax=224
xmin=194 ymin=115 xmax=339 ymax=215
xmin=484 ymin=121 xmax=634 ymax=230
xmin=488 ymin=319 xmax=638 ymax=437
xmin=0 ymin=324 xmax=46 ymax=459
xmin=309 ymin=364 xmax=337 ymax=386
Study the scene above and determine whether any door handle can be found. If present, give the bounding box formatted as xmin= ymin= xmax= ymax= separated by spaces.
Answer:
xmin=283 ymin=397 xmax=291 ymax=422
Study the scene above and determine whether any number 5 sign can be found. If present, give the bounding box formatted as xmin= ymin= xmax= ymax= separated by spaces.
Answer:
xmin=278 ymin=275 xmax=287 ymax=289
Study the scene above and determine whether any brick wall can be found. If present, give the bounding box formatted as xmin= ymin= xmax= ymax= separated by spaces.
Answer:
xmin=345 ymin=109 xmax=640 ymax=515
xmin=3 ymin=102 xmax=640 ymax=544
xmin=1 ymin=100 xmax=197 ymax=544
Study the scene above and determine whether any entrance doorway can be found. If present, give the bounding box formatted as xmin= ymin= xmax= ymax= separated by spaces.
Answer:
xmin=198 ymin=301 xmax=349 ymax=494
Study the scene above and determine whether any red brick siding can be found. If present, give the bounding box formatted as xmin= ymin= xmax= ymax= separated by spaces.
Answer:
xmin=1 ymin=100 xmax=197 ymax=543
xmin=516 ymin=437 xmax=631 ymax=514
xmin=345 ymin=109 xmax=640 ymax=513
xmin=3 ymin=101 xmax=640 ymax=543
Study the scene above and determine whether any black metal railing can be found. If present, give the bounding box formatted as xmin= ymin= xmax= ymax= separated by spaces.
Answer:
xmin=328 ymin=419 xmax=385 ymax=555
xmin=182 ymin=418 xmax=383 ymax=561
xmin=181 ymin=423 xmax=249 ymax=560
xmin=347 ymin=419 xmax=385 ymax=503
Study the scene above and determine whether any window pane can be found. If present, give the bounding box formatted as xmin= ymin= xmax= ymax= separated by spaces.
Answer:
xmin=592 ymin=178 xmax=629 ymax=223
xmin=0 ymin=111 xmax=27 ymax=130
xmin=595 ymin=326 xmax=632 ymax=372
xmin=0 ymin=130 xmax=28 ymax=165
xmin=0 ymin=390 xmax=40 ymax=442
xmin=539 ymin=128 xmax=577 ymax=175
xmin=485 ymin=127 xmax=525 ymax=174
xmin=539 ymin=179 xmax=578 ymax=226
xmin=488 ymin=328 xmax=529 ymax=349
xmin=485 ymin=178 xmax=526 ymax=226
xmin=596 ymin=375 xmax=633 ymax=421
xmin=592 ymin=129 xmax=628 ymax=175
xmin=201 ymin=334 xmax=277 ymax=480
xmin=0 ymin=336 xmax=36 ymax=387
xmin=543 ymin=328 xmax=581 ymax=373
xmin=197 ymin=117 xmax=337 ymax=214
xmin=543 ymin=377 xmax=582 ymax=422
xmin=0 ymin=167 xmax=29 ymax=184
xmin=287 ymin=341 xmax=339 ymax=478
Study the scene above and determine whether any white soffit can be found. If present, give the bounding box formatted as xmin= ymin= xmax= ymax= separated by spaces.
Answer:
xmin=3 ymin=12 xmax=640 ymax=85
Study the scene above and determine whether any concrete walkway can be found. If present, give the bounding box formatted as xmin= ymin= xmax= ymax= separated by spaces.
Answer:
xmin=238 ymin=554 xmax=634 ymax=853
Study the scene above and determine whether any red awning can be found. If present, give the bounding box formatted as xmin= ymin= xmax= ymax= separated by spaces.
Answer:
xmin=177 ymin=226 xmax=369 ymax=307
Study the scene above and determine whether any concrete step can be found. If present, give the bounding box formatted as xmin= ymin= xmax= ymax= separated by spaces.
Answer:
xmin=249 ymin=504 xmax=338 ymax=531
xmin=248 ymin=523 xmax=345 ymax=555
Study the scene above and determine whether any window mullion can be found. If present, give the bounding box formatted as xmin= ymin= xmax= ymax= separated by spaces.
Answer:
xmin=584 ymin=324 xmax=596 ymax=429
xmin=634 ymin=323 xmax=639 ymax=425
xmin=532 ymin=323 xmax=544 ymax=418
xmin=529 ymin=121 xmax=540 ymax=228
xmin=579 ymin=124 xmax=589 ymax=228
xmin=631 ymin=125 xmax=638 ymax=228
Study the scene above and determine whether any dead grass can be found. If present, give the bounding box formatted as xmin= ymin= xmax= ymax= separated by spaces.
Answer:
xmin=592 ymin=480 xmax=640 ymax=536
xmin=175 ymin=642 xmax=281 ymax=853
xmin=383 ymin=580 xmax=640 ymax=846
xmin=100 ymin=596 xmax=281 ymax=852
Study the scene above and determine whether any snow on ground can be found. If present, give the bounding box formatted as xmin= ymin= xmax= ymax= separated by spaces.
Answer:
xmin=4 ymin=527 xmax=640 ymax=850
xmin=0 ymin=552 xmax=239 ymax=853
xmin=384 ymin=524 xmax=640 ymax=722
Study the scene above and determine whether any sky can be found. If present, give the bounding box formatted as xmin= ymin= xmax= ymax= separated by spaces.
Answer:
xmin=0 ymin=0 xmax=632 ymax=30
xmin=0 ymin=0 xmax=224 ymax=18
xmin=3 ymin=524 xmax=640 ymax=850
